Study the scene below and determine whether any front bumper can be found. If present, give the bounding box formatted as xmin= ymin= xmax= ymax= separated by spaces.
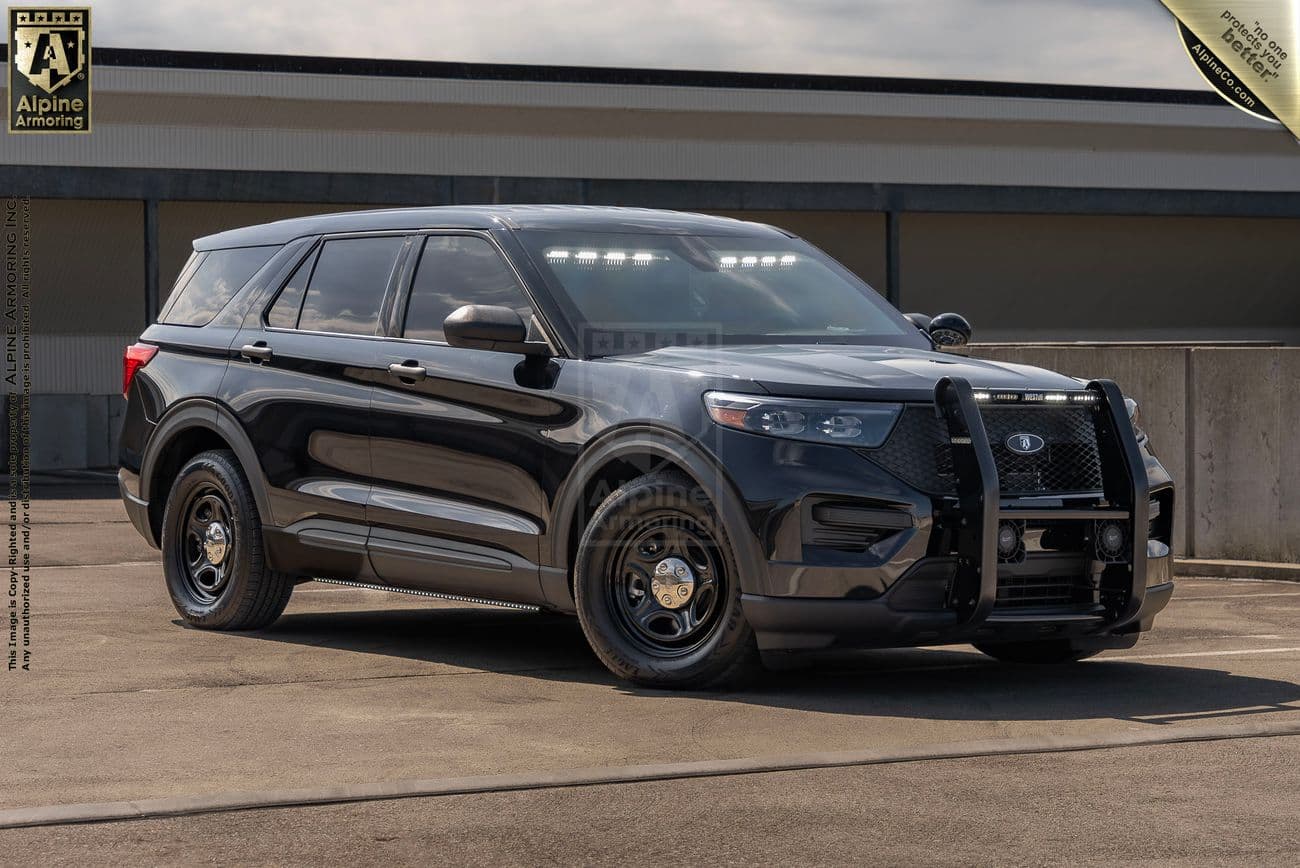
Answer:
xmin=729 ymin=377 xmax=1174 ymax=651
xmin=743 ymin=576 xmax=1174 ymax=651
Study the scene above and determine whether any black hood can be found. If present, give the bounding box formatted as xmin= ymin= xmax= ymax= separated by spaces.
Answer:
xmin=606 ymin=344 xmax=1084 ymax=401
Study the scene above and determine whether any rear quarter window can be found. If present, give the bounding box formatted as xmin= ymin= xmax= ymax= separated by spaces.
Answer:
xmin=161 ymin=245 xmax=279 ymax=326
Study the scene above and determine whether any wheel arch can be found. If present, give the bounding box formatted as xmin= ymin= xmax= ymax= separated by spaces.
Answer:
xmin=141 ymin=399 xmax=273 ymax=545
xmin=544 ymin=424 xmax=765 ymax=605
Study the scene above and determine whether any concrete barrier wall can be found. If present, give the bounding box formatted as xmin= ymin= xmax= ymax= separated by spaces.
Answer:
xmin=22 ymin=344 xmax=1299 ymax=564
xmin=972 ymin=345 xmax=1300 ymax=563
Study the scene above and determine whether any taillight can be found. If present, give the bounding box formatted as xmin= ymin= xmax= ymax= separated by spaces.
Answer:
xmin=123 ymin=343 xmax=158 ymax=398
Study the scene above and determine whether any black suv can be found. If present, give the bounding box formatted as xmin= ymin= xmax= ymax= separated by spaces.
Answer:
xmin=119 ymin=206 xmax=1174 ymax=688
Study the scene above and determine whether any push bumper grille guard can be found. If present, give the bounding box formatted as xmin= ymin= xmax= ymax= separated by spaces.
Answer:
xmin=934 ymin=377 xmax=1149 ymax=627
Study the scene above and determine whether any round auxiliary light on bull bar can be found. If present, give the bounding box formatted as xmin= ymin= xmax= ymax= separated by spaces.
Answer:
xmin=1096 ymin=520 xmax=1128 ymax=561
xmin=996 ymin=521 xmax=1022 ymax=560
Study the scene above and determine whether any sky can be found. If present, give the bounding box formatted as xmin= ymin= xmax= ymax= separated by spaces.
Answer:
xmin=77 ymin=0 xmax=1208 ymax=91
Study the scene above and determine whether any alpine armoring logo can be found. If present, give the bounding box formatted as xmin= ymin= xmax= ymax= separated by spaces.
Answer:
xmin=8 ymin=7 xmax=91 ymax=133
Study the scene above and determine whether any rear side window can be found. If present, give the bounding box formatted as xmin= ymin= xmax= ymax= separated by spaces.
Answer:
xmin=293 ymin=237 xmax=404 ymax=335
xmin=266 ymin=252 xmax=312 ymax=329
xmin=162 ymin=245 xmax=278 ymax=326
xmin=402 ymin=235 xmax=533 ymax=342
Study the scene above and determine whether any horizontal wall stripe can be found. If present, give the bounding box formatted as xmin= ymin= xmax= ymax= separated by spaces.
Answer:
xmin=49 ymin=67 xmax=1254 ymax=130
xmin=0 ymin=45 xmax=1231 ymax=107
xmin=4 ymin=125 xmax=1299 ymax=190
xmin=29 ymin=335 xmax=140 ymax=394
xmin=6 ymin=168 xmax=1300 ymax=218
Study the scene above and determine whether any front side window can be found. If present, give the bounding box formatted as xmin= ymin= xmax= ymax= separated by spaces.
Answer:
xmin=516 ymin=231 xmax=924 ymax=356
xmin=161 ymin=245 xmax=278 ymax=326
xmin=293 ymin=236 xmax=405 ymax=335
xmin=402 ymin=235 xmax=533 ymax=342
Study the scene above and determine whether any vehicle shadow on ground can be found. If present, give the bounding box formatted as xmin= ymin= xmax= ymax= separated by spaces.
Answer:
xmin=236 ymin=605 xmax=1300 ymax=726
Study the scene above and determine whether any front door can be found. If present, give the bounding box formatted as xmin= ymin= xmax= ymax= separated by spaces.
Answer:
xmin=367 ymin=232 xmax=564 ymax=604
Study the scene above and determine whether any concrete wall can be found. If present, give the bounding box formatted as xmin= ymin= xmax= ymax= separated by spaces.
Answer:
xmin=24 ymin=336 xmax=1300 ymax=563
xmin=905 ymin=213 xmax=1300 ymax=345
xmin=24 ymin=200 xmax=145 ymax=471
xmin=33 ymin=199 xmax=145 ymax=336
xmin=7 ymin=63 xmax=1296 ymax=191
xmin=972 ymin=345 xmax=1300 ymax=563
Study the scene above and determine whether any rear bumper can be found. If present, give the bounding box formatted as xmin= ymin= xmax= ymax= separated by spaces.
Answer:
xmin=118 ymin=467 xmax=157 ymax=548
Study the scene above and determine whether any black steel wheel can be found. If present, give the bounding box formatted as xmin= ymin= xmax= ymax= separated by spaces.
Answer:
xmin=178 ymin=484 xmax=235 ymax=604
xmin=608 ymin=515 xmax=727 ymax=658
xmin=574 ymin=471 xmax=758 ymax=688
xmin=161 ymin=449 xmax=294 ymax=630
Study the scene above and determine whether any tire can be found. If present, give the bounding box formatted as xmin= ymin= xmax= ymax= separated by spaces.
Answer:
xmin=161 ymin=449 xmax=293 ymax=630
xmin=973 ymin=639 xmax=1099 ymax=664
xmin=573 ymin=471 xmax=759 ymax=689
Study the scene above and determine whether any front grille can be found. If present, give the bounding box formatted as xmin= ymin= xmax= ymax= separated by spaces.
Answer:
xmin=863 ymin=404 xmax=1105 ymax=496
xmin=995 ymin=572 xmax=1089 ymax=609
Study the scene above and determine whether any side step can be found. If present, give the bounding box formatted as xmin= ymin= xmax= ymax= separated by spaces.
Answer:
xmin=312 ymin=578 xmax=542 ymax=612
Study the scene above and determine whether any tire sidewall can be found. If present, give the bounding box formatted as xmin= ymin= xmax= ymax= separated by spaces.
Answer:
xmin=574 ymin=473 xmax=753 ymax=687
xmin=161 ymin=453 xmax=260 ymax=628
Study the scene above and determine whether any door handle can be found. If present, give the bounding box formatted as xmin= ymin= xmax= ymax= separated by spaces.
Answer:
xmin=388 ymin=361 xmax=427 ymax=382
xmin=240 ymin=342 xmax=273 ymax=362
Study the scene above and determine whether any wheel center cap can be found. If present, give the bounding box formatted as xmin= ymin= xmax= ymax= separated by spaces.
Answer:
xmin=651 ymin=557 xmax=695 ymax=609
xmin=204 ymin=523 xmax=229 ymax=565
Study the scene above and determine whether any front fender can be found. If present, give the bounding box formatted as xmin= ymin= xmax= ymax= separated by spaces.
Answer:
xmin=543 ymin=423 xmax=766 ymax=607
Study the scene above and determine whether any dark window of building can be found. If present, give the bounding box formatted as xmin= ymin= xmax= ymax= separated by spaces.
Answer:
xmin=297 ymin=236 xmax=404 ymax=335
xmin=403 ymin=235 xmax=532 ymax=342
xmin=161 ymin=246 xmax=278 ymax=326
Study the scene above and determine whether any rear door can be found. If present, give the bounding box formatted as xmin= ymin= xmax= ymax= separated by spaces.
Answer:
xmin=221 ymin=233 xmax=410 ymax=578
xmin=366 ymin=231 xmax=560 ymax=603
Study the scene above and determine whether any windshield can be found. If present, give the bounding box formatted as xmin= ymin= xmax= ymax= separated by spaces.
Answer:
xmin=515 ymin=230 xmax=927 ymax=356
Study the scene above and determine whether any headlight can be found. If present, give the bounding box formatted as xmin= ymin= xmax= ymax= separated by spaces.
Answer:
xmin=703 ymin=392 xmax=901 ymax=447
xmin=1124 ymin=397 xmax=1149 ymax=446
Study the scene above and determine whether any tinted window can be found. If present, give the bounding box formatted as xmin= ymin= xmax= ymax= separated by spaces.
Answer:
xmin=403 ymin=236 xmax=533 ymax=342
xmin=297 ymin=236 xmax=404 ymax=335
xmin=266 ymin=251 xmax=313 ymax=329
xmin=516 ymin=230 xmax=924 ymax=355
xmin=162 ymin=246 xmax=277 ymax=326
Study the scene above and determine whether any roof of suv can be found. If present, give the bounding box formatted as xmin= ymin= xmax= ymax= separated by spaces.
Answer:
xmin=194 ymin=205 xmax=792 ymax=250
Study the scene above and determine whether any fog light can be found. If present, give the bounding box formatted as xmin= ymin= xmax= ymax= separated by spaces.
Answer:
xmin=996 ymin=521 xmax=1022 ymax=559
xmin=1097 ymin=520 xmax=1127 ymax=561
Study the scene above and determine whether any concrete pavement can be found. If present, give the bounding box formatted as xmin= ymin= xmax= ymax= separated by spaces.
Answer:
xmin=4 ymin=486 xmax=1299 ymax=864
xmin=8 ymin=738 xmax=1299 ymax=866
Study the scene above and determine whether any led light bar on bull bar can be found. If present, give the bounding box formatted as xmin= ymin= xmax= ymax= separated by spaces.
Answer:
xmin=970 ymin=389 xmax=1100 ymax=404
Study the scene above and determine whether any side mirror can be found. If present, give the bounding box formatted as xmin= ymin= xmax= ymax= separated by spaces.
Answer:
xmin=443 ymin=305 xmax=552 ymax=357
xmin=927 ymin=312 xmax=972 ymax=349
xmin=904 ymin=313 xmax=932 ymax=331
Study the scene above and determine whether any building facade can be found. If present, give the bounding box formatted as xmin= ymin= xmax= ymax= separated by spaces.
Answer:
xmin=2 ymin=48 xmax=1299 ymax=469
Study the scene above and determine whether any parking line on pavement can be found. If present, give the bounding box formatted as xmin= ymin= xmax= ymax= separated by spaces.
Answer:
xmin=2 ymin=719 xmax=1298 ymax=831
xmin=1175 ymin=592 xmax=1300 ymax=601
xmin=1112 ymin=646 xmax=1300 ymax=661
